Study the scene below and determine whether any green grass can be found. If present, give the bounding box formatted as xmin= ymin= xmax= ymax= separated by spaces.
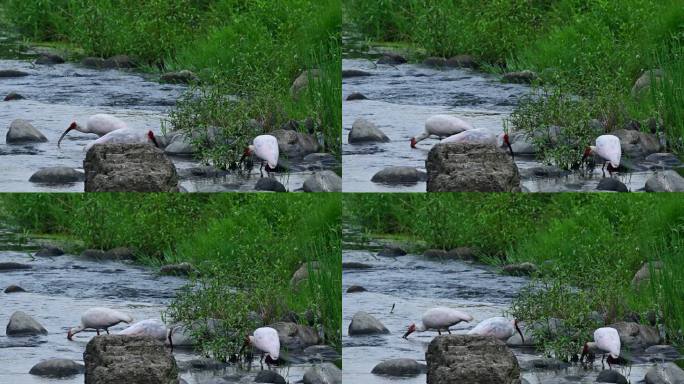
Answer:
xmin=0 ymin=193 xmax=342 ymax=358
xmin=344 ymin=194 xmax=684 ymax=359
xmin=3 ymin=0 xmax=341 ymax=165
xmin=344 ymin=0 xmax=684 ymax=165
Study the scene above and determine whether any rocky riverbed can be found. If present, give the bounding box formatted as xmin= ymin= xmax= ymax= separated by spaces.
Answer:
xmin=0 ymin=32 xmax=338 ymax=193
xmin=0 ymin=228 xmax=340 ymax=383
xmin=342 ymin=33 xmax=684 ymax=192
xmin=342 ymin=229 xmax=684 ymax=383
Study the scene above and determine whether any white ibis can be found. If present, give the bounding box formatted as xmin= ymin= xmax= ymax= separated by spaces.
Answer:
xmin=241 ymin=134 xmax=279 ymax=177
xmin=67 ymin=307 xmax=133 ymax=340
xmin=411 ymin=115 xmax=474 ymax=148
xmin=467 ymin=317 xmax=524 ymax=342
xmin=441 ymin=128 xmax=496 ymax=146
xmin=240 ymin=326 xmax=280 ymax=366
xmin=118 ymin=319 xmax=174 ymax=350
xmin=84 ymin=128 xmax=159 ymax=152
xmin=497 ymin=132 xmax=515 ymax=160
xmin=403 ymin=307 xmax=473 ymax=338
xmin=58 ymin=114 xmax=128 ymax=147
xmin=581 ymin=327 xmax=621 ymax=369
xmin=582 ymin=134 xmax=621 ymax=175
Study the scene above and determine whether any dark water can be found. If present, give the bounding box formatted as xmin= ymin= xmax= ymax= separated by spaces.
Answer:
xmin=342 ymin=37 xmax=657 ymax=192
xmin=0 ymin=230 xmax=319 ymax=383
xmin=342 ymin=232 xmax=653 ymax=383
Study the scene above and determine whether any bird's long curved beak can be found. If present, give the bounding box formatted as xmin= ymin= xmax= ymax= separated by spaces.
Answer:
xmin=514 ymin=320 xmax=524 ymax=344
xmin=402 ymin=330 xmax=412 ymax=339
xmin=57 ymin=127 xmax=74 ymax=148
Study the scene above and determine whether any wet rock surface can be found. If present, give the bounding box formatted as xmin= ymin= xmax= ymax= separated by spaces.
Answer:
xmin=426 ymin=335 xmax=520 ymax=384
xmin=6 ymin=311 xmax=48 ymax=336
xmin=29 ymin=167 xmax=84 ymax=183
xmin=35 ymin=245 xmax=65 ymax=257
xmin=378 ymin=245 xmax=406 ymax=257
xmin=84 ymin=335 xmax=178 ymax=384
xmin=255 ymin=177 xmax=286 ymax=192
xmin=348 ymin=312 xmax=389 ymax=336
xmin=348 ymin=118 xmax=390 ymax=143
xmin=4 ymin=284 xmax=26 ymax=293
xmin=372 ymin=358 xmax=426 ymax=376
xmin=84 ymin=144 xmax=179 ymax=192
xmin=4 ymin=91 xmax=24 ymax=101
xmin=596 ymin=370 xmax=627 ymax=384
xmin=371 ymin=166 xmax=427 ymax=184
xmin=426 ymin=143 xmax=521 ymax=192
xmin=6 ymin=119 xmax=48 ymax=144
xmin=29 ymin=359 xmax=84 ymax=377
xmin=597 ymin=178 xmax=628 ymax=192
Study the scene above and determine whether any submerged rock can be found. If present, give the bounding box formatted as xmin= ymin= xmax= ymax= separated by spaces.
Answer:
xmin=0 ymin=262 xmax=32 ymax=271
xmin=84 ymin=335 xmax=178 ymax=384
xmin=348 ymin=118 xmax=390 ymax=143
xmin=348 ymin=311 xmax=389 ymax=336
xmin=645 ymin=170 xmax=684 ymax=192
xmin=426 ymin=335 xmax=520 ymax=384
xmin=255 ymin=178 xmax=286 ymax=192
xmin=0 ymin=69 xmax=29 ymax=78
xmin=6 ymin=119 xmax=48 ymax=144
xmin=29 ymin=359 xmax=83 ymax=377
xmin=255 ymin=370 xmax=286 ymax=384
xmin=81 ymin=57 xmax=106 ymax=68
xmin=4 ymin=91 xmax=25 ymax=101
xmin=372 ymin=358 xmax=426 ymax=376
xmin=378 ymin=245 xmax=406 ymax=257
xmin=426 ymin=143 xmax=521 ymax=192
xmin=371 ymin=166 xmax=427 ymax=184
xmin=377 ymin=53 xmax=407 ymax=65
xmin=4 ymin=285 xmax=26 ymax=293
xmin=103 ymin=55 xmax=136 ymax=69
xmin=346 ymin=92 xmax=367 ymax=101
xmin=84 ymin=144 xmax=179 ymax=192
xmin=423 ymin=57 xmax=447 ymax=68
xmin=6 ymin=311 xmax=48 ymax=336
xmin=35 ymin=53 xmax=65 ymax=65
xmin=342 ymin=69 xmax=372 ymax=78
xmin=303 ymin=171 xmax=341 ymax=192
xmin=346 ymin=285 xmax=367 ymax=293
xmin=303 ymin=362 xmax=342 ymax=384
xmin=597 ymin=178 xmax=628 ymax=192
xmin=596 ymin=370 xmax=627 ymax=384
xmin=29 ymin=167 xmax=84 ymax=184
xmin=35 ymin=245 xmax=65 ymax=257
xmin=446 ymin=55 xmax=478 ymax=69
xmin=502 ymin=70 xmax=539 ymax=84
xmin=103 ymin=247 xmax=135 ymax=261
xmin=423 ymin=249 xmax=448 ymax=259
xmin=446 ymin=247 xmax=476 ymax=260
xmin=342 ymin=262 xmax=372 ymax=270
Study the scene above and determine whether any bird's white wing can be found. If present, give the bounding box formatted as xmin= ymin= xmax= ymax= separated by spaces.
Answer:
xmin=595 ymin=135 xmax=621 ymax=166
xmin=595 ymin=327 xmax=621 ymax=357
xmin=253 ymin=327 xmax=280 ymax=359
xmin=427 ymin=115 xmax=473 ymax=137
xmin=87 ymin=114 xmax=128 ymax=136
xmin=441 ymin=129 xmax=495 ymax=145
xmin=423 ymin=307 xmax=472 ymax=329
xmin=254 ymin=135 xmax=279 ymax=168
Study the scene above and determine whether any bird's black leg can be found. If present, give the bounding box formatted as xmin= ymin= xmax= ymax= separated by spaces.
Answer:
xmin=105 ymin=328 xmax=109 ymax=335
xmin=438 ymin=330 xmax=442 ymax=335
xmin=601 ymin=354 xmax=605 ymax=369
xmin=259 ymin=162 xmax=264 ymax=178
xmin=96 ymin=329 xmax=100 ymax=335
xmin=447 ymin=328 xmax=452 ymax=334
xmin=260 ymin=353 xmax=264 ymax=370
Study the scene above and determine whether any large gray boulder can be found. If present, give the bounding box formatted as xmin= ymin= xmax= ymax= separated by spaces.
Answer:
xmin=291 ymin=69 xmax=320 ymax=100
xmin=29 ymin=167 xmax=84 ymax=183
xmin=84 ymin=144 xmax=179 ymax=192
xmin=426 ymin=143 xmax=521 ymax=192
xmin=303 ymin=362 xmax=342 ymax=384
xmin=303 ymin=171 xmax=341 ymax=192
xmin=84 ymin=335 xmax=178 ymax=384
xmin=608 ymin=322 xmax=661 ymax=350
xmin=632 ymin=261 xmax=663 ymax=289
xmin=271 ymin=129 xmax=319 ymax=158
xmin=29 ymin=359 xmax=84 ymax=377
xmin=6 ymin=311 xmax=48 ymax=336
xmin=613 ymin=129 xmax=661 ymax=158
xmin=348 ymin=311 xmax=389 ymax=336
xmin=632 ymin=69 xmax=664 ymax=99
xmin=164 ymin=134 xmax=194 ymax=156
xmin=372 ymin=358 xmax=426 ymax=376
xmin=426 ymin=335 xmax=520 ymax=384
xmin=6 ymin=119 xmax=48 ymax=144
xmin=371 ymin=166 xmax=427 ymax=184
xmin=268 ymin=322 xmax=320 ymax=350
xmin=645 ymin=170 xmax=684 ymax=192
xmin=645 ymin=362 xmax=684 ymax=384
xmin=348 ymin=118 xmax=390 ymax=143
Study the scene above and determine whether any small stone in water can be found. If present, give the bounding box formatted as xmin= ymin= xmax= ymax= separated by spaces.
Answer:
xmin=596 ymin=369 xmax=627 ymax=384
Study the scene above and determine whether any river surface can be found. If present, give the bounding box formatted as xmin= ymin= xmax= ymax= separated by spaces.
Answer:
xmin=342 ymin=231 xmax=655 ymax=383
xmin=0 ymin=33 xmax=324 ymax=192
xmin=0 ymin=228 xmax=318 ymax=383
xmin=342 ymin=36 xmax=659 ymax=192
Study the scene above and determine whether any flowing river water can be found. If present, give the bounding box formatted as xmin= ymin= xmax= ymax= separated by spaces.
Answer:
xmin=0 ymin=228 xmax=325 ymax=383
xmin=342 ymin=230 xmax=661 ymax=383
xmin=342 ymin=35 xmax=664 ymax=193
xmin=0 ymin=32 xmax=325 ymax=193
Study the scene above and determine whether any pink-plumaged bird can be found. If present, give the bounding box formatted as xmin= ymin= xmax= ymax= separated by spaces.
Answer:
xmin=411 ymin=115 xmax=474 ymax=148
xmin=84 ymin=128 xmax=159 ymax=152
xmin=118 ymin=319 xmax=174 ymax=349
xmin=58 ymin=114 xmax=128 ymax=147
xmin=582 ymin=134 xmax=621 ymax=175
xmin=241 ymin=326 xmax=280 ymax=365
xmin=581 ymin=327 xmax=621 ymax=369
xmin=67 ymin=307 xmax=133 ymax=340
xmin=242 ymin=134 xmax=279 ymax=176
xmin=467 ymin=316 xmax=524 ymax=342
xmin=403 ymin=307 xmax=473 ymax=338
xmin=441 ymin=129 xmax=496 ymax=146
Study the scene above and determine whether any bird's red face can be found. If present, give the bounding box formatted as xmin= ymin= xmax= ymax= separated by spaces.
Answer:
xmin=410 ymin=138 xmax=417 ymax=149
xmin=580 ymin=342 xmax=589 ymax=362
xmin=402 ymin=323 xmax=416 ymax=339
xmin=244 ymin=147 xmax=253 ymax=156
xmin=503 ymin=133 xmax=510 ymax=146
xmin=69 ymin=122 xmax=77 ymax=130
xmin=582 ymin=146 xmax=592 ymax=162
xmin=147 ymin=131 xmax=159 ymax=148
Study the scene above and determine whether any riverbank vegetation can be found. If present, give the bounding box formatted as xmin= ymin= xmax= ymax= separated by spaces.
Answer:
xmin=3 ymin=0 xmax=341 ymax=166
xmin=344 ymin=194 xmax=684 ymax=359
xmin=0 ymin=194 xmax=341 ymax=357
xmin=345 ymin=0 xmax=684 ymax=166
